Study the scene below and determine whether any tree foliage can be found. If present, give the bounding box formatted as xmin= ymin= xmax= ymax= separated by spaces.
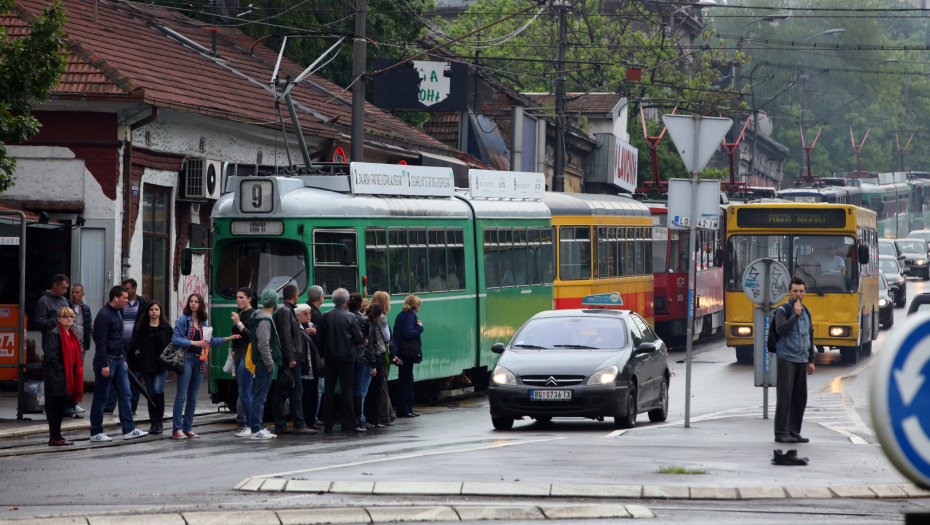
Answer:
xmin=0 ymin=0 xmax=67 ymax=193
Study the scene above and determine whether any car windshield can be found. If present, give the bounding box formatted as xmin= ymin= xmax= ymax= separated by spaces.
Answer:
xmin=879 ymin=242 xmax=897 ymax=257
xmin=880 ymin=258 xmax=900 ymax=274
xmin=512 ymin=317 xmax=627 ymax=349
xmin=726 ymin=234 xmax=857 ymax=293
xmin=879 ymin=272 xmax=888 ymax=291
xmin=896 ymin=240 xmax=926 ymax=253
xmin=215 ymin=241 xmax=308 ymax=300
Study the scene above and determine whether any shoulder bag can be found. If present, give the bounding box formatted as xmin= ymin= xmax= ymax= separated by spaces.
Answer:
xmin=159 ymin=342 xmax=185 ymax=374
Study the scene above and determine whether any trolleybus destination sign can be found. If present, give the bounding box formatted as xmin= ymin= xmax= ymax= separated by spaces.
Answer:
xmin=468 ymin=170 xmax=545 ymax=200
xmin=350 ymin=162 xmax=455 ymax=198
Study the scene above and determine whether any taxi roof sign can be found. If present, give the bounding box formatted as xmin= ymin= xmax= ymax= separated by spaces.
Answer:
xmin=581 ymin=293 xmax=624 ymax=308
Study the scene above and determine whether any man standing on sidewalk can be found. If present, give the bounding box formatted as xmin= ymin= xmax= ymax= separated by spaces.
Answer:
xmin=105 ymin=279 xmax=147 ymax=415
xmin=319 ymin=288 xmax=365 ymax=433
xmin=272 ymin=284 xmax=314 ymax=435
xmin=90 ymin=286 xmax=147 ymax=442
xmin=773 ymin=276 xmax=816 ymax=444
xmin=242 ymin=289 xmax=282 ymax=440
xmin=69 ymin=284 xmax=93 ymax=415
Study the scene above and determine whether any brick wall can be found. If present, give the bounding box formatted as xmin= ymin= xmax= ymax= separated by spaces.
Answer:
xmin=128 ymin=148 xmax=184 ymax=242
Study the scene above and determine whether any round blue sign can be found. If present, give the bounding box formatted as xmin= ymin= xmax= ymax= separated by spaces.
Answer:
xmin=872 ymin=313 xmax=930 ymax=489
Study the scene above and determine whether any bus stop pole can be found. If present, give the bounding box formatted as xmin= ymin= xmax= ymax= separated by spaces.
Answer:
xmin=684 ymin=174 xmax=698 ymax=428
xmin=0 ymin=211 xmax=26 ymax=419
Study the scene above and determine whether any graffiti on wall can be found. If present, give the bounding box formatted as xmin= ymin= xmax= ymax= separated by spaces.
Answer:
xmin=178 ymin=272 xmax=209 ymax=316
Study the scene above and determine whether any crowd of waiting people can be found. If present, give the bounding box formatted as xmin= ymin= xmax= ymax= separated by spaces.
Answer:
xmin=38 ymin=274 xmax=425 ymax=445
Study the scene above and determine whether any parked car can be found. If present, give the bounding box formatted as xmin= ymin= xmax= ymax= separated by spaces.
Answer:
xmin=879 ymin=239 xmax=906 ymax=272
xmin=907 ymin=293 xmax=930 ymax=317
xmin=488 ymin=305 xmax=669 ymax=430
xmin=879 ymin=255 xmax=907 ymax=308
xmin=894 ymin=238 xmax=930 ymax=280
xmin=878 ymin=272 xmax=894 ymax=329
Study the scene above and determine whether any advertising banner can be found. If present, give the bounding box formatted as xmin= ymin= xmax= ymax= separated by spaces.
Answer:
xmin=468 ymin=170 xmax=545 ymax=200
xmin=350 ymin=162 xmax=456 ymax=197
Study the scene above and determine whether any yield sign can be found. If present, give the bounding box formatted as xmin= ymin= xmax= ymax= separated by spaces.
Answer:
xmin=662 ymin=114 xmax=733 ymax=174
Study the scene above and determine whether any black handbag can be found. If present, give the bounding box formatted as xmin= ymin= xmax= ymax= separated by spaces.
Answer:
xmin=278 ymin=366 xmax=296 ymax=389
xmin=399 ymin=338 xmax=422 ymax=361
xmin=158 ymin=343 xmax=185 ymax=374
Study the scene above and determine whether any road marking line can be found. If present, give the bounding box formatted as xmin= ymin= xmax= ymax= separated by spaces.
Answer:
xmin=602 ymin=429 xmax=628 ymax=438
xmin=251 ymin=438 xmax=564 ymax=479
xmin=815 ymin=422 xmax=874 ymax=445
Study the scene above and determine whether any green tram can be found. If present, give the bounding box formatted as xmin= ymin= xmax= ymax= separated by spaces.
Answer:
xmin=859 ymin=173 xmax=911 ymax=238
xmin=204 ymin=170 xmax=554 ymax=406
xmin=908 ymin=173 xmax=930 ymax=232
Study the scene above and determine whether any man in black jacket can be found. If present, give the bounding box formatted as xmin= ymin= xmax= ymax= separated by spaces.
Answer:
xmin=35 ymin=274 xmax=71 ymax=358
xmin=272 ymin=284 xmax=313 ymax=434
xmin=318 ymin=288 xmax=365 ymax=433
xmin=307 ymin=285 xmax=325 ymax=425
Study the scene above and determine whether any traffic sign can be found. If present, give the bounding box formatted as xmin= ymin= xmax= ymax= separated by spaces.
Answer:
xmin=741 ymin=258 xmax=789 ymax=307
xmin=662 ymin=114 xmax=733 ymax=174
xmin=667 ymin=179 xmax=721 ymax=231
xmin=872 ymin=313 xmax=930 ymax=488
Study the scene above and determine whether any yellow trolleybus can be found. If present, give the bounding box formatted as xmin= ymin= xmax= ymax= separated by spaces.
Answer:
xmin=724 ymin=204 xmax=878 ymax=365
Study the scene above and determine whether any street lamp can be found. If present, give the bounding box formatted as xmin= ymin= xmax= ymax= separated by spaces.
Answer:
xmin=800 ymin=28 xmax=846 ymax=178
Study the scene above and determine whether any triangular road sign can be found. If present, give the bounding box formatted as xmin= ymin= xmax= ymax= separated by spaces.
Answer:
xmin=662 ymin=114 xmax=733 ymax=174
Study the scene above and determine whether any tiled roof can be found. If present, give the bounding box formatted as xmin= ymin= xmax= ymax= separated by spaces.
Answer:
xmin=523 ymin=93 xmax=622 ymax=115
xmin=10 ymin=0 xmax=452 ymax=152
xmin=423 ymin=113 xmax=460 ymax=149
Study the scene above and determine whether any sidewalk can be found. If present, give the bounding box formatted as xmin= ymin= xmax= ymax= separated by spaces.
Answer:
xmin=0 ymin=377 xmax=217 ymax=439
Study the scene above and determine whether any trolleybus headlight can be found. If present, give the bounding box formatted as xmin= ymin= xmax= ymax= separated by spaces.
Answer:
xmin=731 ymin=326 xmax=752 ymax=337
xmin=492 ymin=366 xmax=517 ymax=386
xmin=586 ymin=365 xmax=619 ymax=385
xmin=829 ymin=326 xmax=850 ymax=337
xmin=879 ymin=298 xmax=889 ymax=307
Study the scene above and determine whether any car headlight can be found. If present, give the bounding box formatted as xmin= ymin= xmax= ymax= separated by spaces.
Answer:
xmin=918 ymin=260 xmax=926 ymax=265
xmin=829 ymin=326 xmax=850 ymax=337
xmin=731 ymin=325 xmax=753 ymax=337
xmin=492 ymin=366 xmax=516 ymax=386
xmin=586 ymin=365 xmax=619 ymax=385
xmin=879 ymin=298 xmax=888 ymax=307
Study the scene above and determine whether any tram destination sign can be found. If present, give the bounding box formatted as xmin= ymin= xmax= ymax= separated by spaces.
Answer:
xmin=350 ymin=162 xmax=455 ymax=198
xmin=737 ymin=208 xmax=847 ymax=229
xmin=468 ymin=170 xmax=545 ymax=200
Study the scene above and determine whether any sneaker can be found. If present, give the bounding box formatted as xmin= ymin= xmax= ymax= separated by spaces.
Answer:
xmin=235 ymin=424 xmax=246 ymax=433
xmin=123 ymin=429 xmax=149 ymax=440
xmin=234 ymin=427 xmax=253 ymax=438
xmin=91 ymin=433 xmax=112 ymax=442
xmin=172 ymin=430 xmax=187 ymax=439
xmin=73 ymin=405 xmax=86 ymax=413
xmin=184 ymin=432 xmax=200 ymax=439
xmin=251 ymin=429 xmax=277 ymax=440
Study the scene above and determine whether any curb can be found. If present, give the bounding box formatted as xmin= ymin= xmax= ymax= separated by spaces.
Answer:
xmin=0 ymin=504 xmax=656 ymax=523
xmin=234 ymin=478 xmax=930 ymax=500
xmin=0 ymin=409 xmax=217 ymax=440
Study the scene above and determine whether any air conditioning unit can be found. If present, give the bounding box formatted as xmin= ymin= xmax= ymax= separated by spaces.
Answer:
xmin=180 ymin=159 xmax=222 ymax=200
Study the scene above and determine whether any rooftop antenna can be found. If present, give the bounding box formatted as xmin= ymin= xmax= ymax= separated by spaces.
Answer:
xmin=270 ymin=36 xmax=346 ymax=173
xmin=849 ymin=127 xmax=870 ymax=176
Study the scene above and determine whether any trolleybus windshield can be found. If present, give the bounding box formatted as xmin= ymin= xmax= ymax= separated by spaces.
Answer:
xmin=215 ymin=241 xmax=308 ymax=299
xmin=726 ymin=235 xmax=857 ymax=294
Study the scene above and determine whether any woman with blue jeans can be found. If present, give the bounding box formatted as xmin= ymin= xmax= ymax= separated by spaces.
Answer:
xmin=348 ymin=294 xmax=376 ymax=429
xmin=171 ymin=293 xmax=238 ymax=439
xmin=128 ymin=301 xmax=172 ymax=434
xmin=229 ymin=288 xmax=255 ymax=436
xmin=392 ymin=295 xmax=423 ymax=418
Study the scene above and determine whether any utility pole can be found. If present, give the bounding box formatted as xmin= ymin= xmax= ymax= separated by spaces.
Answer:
xmin=211 ymin=0 xmax=217 ymax=55
xmin=351 ymin=0 xmax=367 ymax=162
xmin=553 ymin=0 xmax=569 ymax=192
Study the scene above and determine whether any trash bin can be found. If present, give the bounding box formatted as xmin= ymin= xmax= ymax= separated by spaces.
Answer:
xmin=22 ymin=380 xmax=44 ymax=414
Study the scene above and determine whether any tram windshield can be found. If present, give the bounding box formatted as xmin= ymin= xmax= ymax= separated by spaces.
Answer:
xmin=726 ymin=235 xmax=857 ymax=293
xmin=215 ymin=241 xmax=308 ymax=300
xmin=512 ymin=317 xmax=628 ymax=350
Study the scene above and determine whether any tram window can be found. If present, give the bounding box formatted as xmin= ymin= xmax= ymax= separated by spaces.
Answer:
xmin=428 ymin=228 xmax=447 ymax=293
xmin=445 ymin=228 xmax=466 ymax=291
xmin=618 ymin=228 xmax=626 ymax=277
xmin=668 ymin=231 xmax=681 ymax=273
xmin=389 ymin=228 xmax=409 ymax=295
xmin=410 ymin=228 xmax=428 ymax=293
xmin=527 ymin=227 xmax=540 ymax=285
xmin=365 ymin=228 xmax=388 ymax=296
xmin=626 ymin=227 xmax=636 ymax=277
xmin=484 ymin=228 xmax=500 ymax=289
xmin=541 ymin=227 xmax=555 ymax=284
xmin=215 ymin=241 xmax=307 ymax=300
xmin=560 ymin=226 xmax=591 ymax=281
xmin=633 ymin=227 xmax=643 ymax=276
xmin=513 ymin=227 xmax=528 ymax=286
xmin=500 ymin=228 xmax=515 ymax=287
xmin=645 ymin=228 xmax=653 ymax=275
xmin=653 ymin=228 xmax=668 ymax=274
xmin=597 ymin=227 xmax=609 ymax=279
xmin=609 ymin=227 xmax=619 ymax=278
xmin=312 ymin=229 xmax=358 ymax=296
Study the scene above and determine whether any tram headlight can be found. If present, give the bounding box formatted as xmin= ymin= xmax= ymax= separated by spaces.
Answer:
xmin=829 ymin=326 xmax=850 ymax=337
xmin=731 ymin=326 xmax=753 ymax=337
xmin=492 ymin=366 xmax=517 ymax=386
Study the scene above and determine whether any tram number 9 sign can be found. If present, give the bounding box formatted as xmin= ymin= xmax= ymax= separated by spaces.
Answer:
xmin=240 ymin=180 xmax=273 ymax=213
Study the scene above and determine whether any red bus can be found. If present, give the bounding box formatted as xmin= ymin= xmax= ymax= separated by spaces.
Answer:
xmin=648 ymin=202 xmax=726 ymax=347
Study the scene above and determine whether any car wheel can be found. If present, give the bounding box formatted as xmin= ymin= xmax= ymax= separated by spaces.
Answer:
xmin=924 ymin=273 xmax=929 ymax=281
xmin=648 ymin=377 xmax=669 ymax=423
xmin=491 ymin=417 xmax=514 ymax=430
xmin=735 ymin=346 xmax=754 ymax=364
xmin=615 ymin=384 xmax=637 ymax=429
xmin=840 ymin=346 xmax=859 ymax=365
xmin=883 ymin=312 xmax=894 ymax=329
xmin=534 ymin=416 xmax=552 ymax=425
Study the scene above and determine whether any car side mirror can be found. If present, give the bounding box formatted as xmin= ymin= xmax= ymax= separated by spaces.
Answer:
xmin=899 ymin=255 xmax=907 ymax=261
xmin=181 ymin=247 xmax=193 ymax=276
xmin=903 ymin=268 xmax=911 ymax=276
xmin=857 ymin=244 xmax=870 ymax=265
xmin=492 ymin=343 xmax=506 ymax=354
xmin=634 ymin=342 xmax=656 ymax=355
xmin=713 ymin=248 xmax=723 ymax=268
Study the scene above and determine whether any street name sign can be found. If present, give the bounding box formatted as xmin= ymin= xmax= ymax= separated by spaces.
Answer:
xmin=872 ymin=313 xmax=930 ymax=488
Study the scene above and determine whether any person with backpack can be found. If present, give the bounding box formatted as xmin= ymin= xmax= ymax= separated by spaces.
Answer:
xmin=772 ymin=276 xmax=816 ymax=444
xmin=241 ymin=288 xmax=283 ymax=440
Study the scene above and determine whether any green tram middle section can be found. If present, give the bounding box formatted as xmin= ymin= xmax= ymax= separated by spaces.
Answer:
xmin=207 ymin=176 xmax=554 ymax=404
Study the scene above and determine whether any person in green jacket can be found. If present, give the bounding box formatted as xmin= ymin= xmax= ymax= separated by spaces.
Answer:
xmin=241 ymin=289 xmax=282 ymax=440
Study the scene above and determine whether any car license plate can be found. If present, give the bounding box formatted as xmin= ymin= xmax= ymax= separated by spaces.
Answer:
xmin=530 ymin=390 xmax=572 ymax=401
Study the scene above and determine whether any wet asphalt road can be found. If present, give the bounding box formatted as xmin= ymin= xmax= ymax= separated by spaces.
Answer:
xmin=2 ymin=281 xmax=930 ymax=523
